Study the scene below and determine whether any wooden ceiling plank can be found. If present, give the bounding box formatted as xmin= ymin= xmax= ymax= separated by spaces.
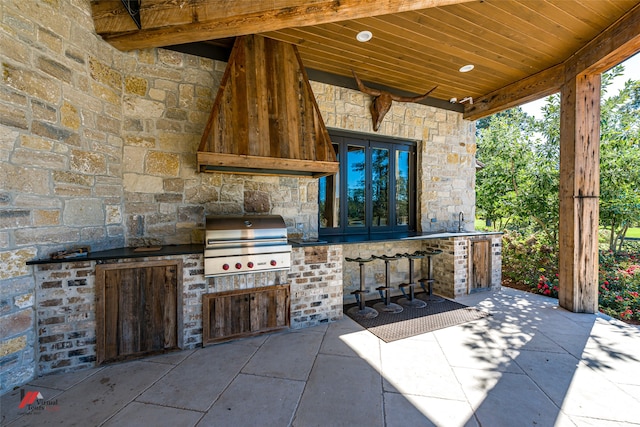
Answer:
xmin=317 ymin=18 xmax=516 ymax=82
xmin=419 ymin=6 xmax=557 ymax=67
xmin=269 ymin=24 xmax=508 ymax=96
xmin=465 ymin=2 xmax=640 ymax=121
xmin=267 ymin=30 xmax=495 ymax=99
xmin=301 ymin=56 xmax=484 ymax=99
xmin=541 ymin=0 xmax=614 ymax=33
xmin=93 ymin=0 xmax=476 ymax=51
xmin=377 ymin=12 xmax=539 ymax=76
xmin=468 ymin=1 xmax=571 ymax=50
xmin=302 ymin=56 xmax=485 ymax=97
xmin=604 ymin=0 xmax=640 ymax=15
xmin=566 ymin=2 xmax=640 ymax=76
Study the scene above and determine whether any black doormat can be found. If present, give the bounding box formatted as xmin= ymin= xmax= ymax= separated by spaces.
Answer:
xmin=344 ymin=294 xmax=490 ymax=342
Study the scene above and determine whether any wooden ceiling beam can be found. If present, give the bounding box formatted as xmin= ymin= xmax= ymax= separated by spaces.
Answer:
xmin=462 ymin=65 xmax=564 ymax=121
xmin=464 ymin=2 xmax=640 ymax=121
xmin=92 ymin=0 xmax=475 ymax=51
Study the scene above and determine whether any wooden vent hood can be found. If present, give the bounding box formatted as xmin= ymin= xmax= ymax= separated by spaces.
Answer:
xmin=197 ymin=35 xmax=338 ymax=178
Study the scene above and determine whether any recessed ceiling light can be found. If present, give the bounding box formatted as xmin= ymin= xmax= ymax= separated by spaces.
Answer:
xmin=356 ymin=30 xmax=373 ymax=42
xmin=459 ymin=64 xmax=474 ymax=73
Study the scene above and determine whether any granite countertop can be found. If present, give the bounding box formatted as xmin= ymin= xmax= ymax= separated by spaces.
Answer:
xmin=289 ymin=230 xmax=502 ymax=247
xmin=27 ymin=231 xmax=502 ymax=264
xmin=26 ymin=244 xmax=204 ymax=265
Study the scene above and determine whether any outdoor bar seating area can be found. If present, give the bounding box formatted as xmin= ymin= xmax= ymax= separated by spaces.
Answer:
xmin=346 ymin=249 xmax=444 ymax=320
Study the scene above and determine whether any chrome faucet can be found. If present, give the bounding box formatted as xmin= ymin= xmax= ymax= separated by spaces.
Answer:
xmin=458 ymin=211 xmax=464 ymax=232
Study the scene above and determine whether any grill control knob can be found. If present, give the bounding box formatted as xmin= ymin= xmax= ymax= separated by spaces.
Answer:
xmin=222 ymin=264 xmax=230 ymax=271
xmin=235 ymin=262 xmax=242 ymax=270
xmin=247 ymin=262 xmax=254 ymax=268
xmin=270 ymin=260 xmax=277 ymax=266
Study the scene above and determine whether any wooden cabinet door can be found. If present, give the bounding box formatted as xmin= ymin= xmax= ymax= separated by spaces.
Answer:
xmin=96 ymin=260 xmax=183 ymax=364
xmin=252 ymin=286 xmax=289 ymax=332
xmin=211 ymin=292 xmax=251 ymax=338
xmin=203 ymin=284 xmax=290 ymax=346
xmin=470 ymin=239 xmax=491 ymax=292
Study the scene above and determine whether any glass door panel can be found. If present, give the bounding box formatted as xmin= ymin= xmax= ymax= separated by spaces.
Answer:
xmin=371 ymin=147 xmax=389 ymax=227
xmin=395 ymin=150 xmax=410 ymax=226
xmin=346 ymin=145 xmax=366 ymax=228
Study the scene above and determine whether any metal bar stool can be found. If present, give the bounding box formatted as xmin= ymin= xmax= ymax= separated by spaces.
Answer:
xmin=418 ymin=249 xmax=445 ymax=303
xmin=397 ymin=252 xmax=427 ymax=309
xmin=372 ymin=254 xmax=403 ymax=314
xmin=345 ymin=256 xmax=378 ymax=319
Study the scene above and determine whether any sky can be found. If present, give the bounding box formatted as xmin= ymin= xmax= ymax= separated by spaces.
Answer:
xmin=520 ymin=52 xmax=640 ymax=119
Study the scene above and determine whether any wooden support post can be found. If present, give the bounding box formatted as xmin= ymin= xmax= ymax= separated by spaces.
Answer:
xmin=558 ymin=73 xmax=601 ymax=313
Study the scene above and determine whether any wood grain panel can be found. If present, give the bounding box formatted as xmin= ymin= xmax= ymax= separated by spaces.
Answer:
xmin=96 ymin=260 xmax=183 ymax=365
xmin=92 ymin=0 xmax=475 ymax=50
xmin=233 ymin=38 xmax=249 ymax=155
xmin=558 ymin=73 xmax=600 ymax=314
xmin=202 ymin=284 xmax=290 ymax=346
xmin=118 ymin=267 xmax=139 ymax=356
xmin=198 ymin=35 xmax=338 ymax=177
xmin=470 ymin=239 xmax=491 ymax=291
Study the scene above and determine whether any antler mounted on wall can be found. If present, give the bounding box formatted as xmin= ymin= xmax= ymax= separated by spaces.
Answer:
xmin=352 ymin=70 xmax=438 ymax=132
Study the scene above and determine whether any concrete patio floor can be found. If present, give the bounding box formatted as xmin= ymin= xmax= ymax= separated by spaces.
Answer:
xmin=2 ymin=287 xmax=640 ymax=426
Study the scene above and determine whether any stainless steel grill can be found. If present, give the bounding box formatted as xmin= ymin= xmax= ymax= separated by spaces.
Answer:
xmin=204 ymin=215 xmax=292 ymax=277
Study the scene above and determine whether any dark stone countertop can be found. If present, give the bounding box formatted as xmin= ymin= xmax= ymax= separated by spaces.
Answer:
xmin=27 ymin=231 xmax=503 ymax=264
xmin=26 ymin=244 xmax=204 ymax=265
xmin=289 ymin=230 xmax=502 ymax=247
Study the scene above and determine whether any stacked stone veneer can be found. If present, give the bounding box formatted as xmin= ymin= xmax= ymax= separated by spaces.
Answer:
xmin=33 ymin=260 xmax=96 ymax=374
xmin=288 ymin=245 xmax=343 ymax=328
xmin=1 ymin=1 xmax=476 ymax=393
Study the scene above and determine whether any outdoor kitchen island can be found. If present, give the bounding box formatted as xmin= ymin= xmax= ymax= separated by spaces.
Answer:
xmin=25 ymin=230 xmax=500 ymax=378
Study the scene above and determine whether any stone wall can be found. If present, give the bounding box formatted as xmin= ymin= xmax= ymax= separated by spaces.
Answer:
xmin=490 ymin=235 xmax=503 ymax=291
xmin=429 ymin=238 xmax=469 ymax=298
xmin=288 ymin=245 xmax=343 ymax=328
xmin=311 ymin=81 xmax=476 ymax=232
xmin=34 ymin=260 xmax=96 ymax=374
xmin=0 ymin=1 xmax=476 ymax=393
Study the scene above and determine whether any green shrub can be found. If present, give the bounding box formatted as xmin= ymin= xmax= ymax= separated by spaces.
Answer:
xmin=502 ymin=231 xmax=640 ymax=323
xmin=501 ymin=231 xmax=558 ymax=288
xmin=598 ymin=250 xmax=640 ymax=322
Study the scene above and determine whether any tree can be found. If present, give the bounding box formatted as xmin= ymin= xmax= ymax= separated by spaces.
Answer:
xmin=476 ymin=108 xmax=558 ymax=241
xmin=599 ymin=77 xmax=640 ymax=250
xmin=477 ymin=64 xmax=640 ymax=251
